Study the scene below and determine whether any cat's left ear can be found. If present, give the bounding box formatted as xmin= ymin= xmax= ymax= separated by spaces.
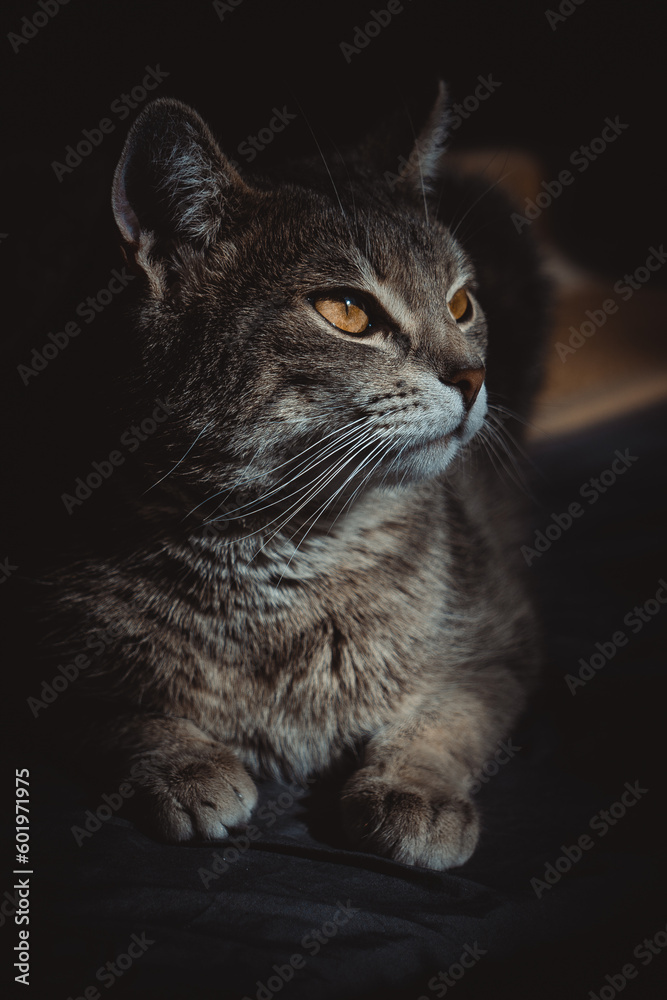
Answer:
xmin=112 ymin=98 xmax=250 ymax=276
xmin=396 ymin=80 xmax=451 ymax=196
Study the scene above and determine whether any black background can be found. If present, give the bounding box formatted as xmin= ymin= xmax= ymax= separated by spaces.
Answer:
xmin=2 ymin=1 xmax=666 ymax=998
xmin=4 ymin=0 xmax=666 ymax=533
xmin=4 ymin=0 xmax=666 ymax=323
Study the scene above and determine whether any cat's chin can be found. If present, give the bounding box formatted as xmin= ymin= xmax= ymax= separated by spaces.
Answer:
xmin=386 ymin=417 xmax=487 ymax=484
xmin=383 ymin=433 xmax=463 ymax=484
xmin=389 ymin=395 xmax=487 ymax=482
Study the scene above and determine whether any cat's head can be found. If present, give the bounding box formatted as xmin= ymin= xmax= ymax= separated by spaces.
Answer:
xmin=111 ymin=86 xmax=488 ymax=528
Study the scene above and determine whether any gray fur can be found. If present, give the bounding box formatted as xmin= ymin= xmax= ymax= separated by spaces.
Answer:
xmin=46 ymin=90 xmax=549 ymax=869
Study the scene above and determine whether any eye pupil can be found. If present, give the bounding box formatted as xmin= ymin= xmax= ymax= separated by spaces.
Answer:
xmin=313 ymin=295 xmax=370 ymax=335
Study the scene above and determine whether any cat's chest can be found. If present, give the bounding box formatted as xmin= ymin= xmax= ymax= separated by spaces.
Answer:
xmin=178 ymin=498 xmax=453 ymax=775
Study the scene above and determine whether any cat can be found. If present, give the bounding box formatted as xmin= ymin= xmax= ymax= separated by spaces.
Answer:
xmin=37 ymin=82 xmax=548 ymax=870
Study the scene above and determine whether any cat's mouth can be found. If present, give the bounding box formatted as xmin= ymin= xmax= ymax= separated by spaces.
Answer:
xmin=406 ymin=423 xmax=464 ymax=453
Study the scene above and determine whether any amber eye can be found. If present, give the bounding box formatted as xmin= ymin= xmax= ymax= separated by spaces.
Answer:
xmin=447 ymin=287 xmax=471 ymax=322
xmin=313 ymin=295 xmax=370 ymax=335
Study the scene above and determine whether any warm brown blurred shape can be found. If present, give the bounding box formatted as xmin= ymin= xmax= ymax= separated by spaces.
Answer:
xmin=450 ymin=150 xmax=667 ymax=440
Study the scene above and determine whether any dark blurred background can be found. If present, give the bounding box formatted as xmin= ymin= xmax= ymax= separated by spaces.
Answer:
xmin=3 ymin=0 xmax=666 ymax=307
xmin=1 ymin=2 xmax=666 ymax=997
xmin=3 ymin=0 xmax=666 ymax=447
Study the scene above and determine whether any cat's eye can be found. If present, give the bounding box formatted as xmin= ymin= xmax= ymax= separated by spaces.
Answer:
xmin=312 ymin=295 xmax=371 ymax=335
xmin=447 ymin=287 xmax=472 ymax=322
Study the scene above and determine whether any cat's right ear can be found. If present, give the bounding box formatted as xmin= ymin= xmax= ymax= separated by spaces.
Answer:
xmin=395 ymin=80 xmax=451 ymax=197
xmin=112 ymin=98 xmax=249 ymax=280
xmin=360 ymin=80 xmax=451 ymax=199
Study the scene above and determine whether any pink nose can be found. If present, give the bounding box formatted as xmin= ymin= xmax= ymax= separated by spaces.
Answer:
xmin=446 ymin=366 xmax=486 ymax=409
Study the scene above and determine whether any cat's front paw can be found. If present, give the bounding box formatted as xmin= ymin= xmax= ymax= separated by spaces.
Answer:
xmin=130 ymin=740 xmax=257 ymax=843
xmin=340 ymin=770 xmax=479 ymax=870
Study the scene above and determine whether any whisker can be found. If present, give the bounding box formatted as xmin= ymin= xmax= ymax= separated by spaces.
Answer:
xmin=450 ymin=163 xmax=517 ymax=242
xmin=469 ymin=417 xmax=534 ymax=499
xmin=230 ymin=424 xmax=384 ymax=552
xmin=483 ymin=421 xmax=531 ymax=495
xmin=206 ymin=422 xmax=379 ymax=524
xmin=185 ymin=413 xmax=376 ymax=519
xmin=144 ymin=422 xmax=212 ymax=494
xmin=438 ymin=148 xmax=511 ymax=241
xmin=488 ymin=398 xmax=545 ymax=442
xmin=275 ymin=434 xmax=395 ymax=581
xmin=329 ymin=137 xmax=360 ymax=241
xmin=474 ymin=428 xmax=506 ymax=485
xmin=325 ymin=437 xmax=393 ymax=521
xmin=326 ymin=436 xmax=398 ymax=533
xmin=248 ymin=428 xmax=386 ymax=561
xmin=378 ymin=438 xmax=411 ymax=489
xmin=291 ymin=96 xmax=347 ymax=221
xmin=201 ymin=418 xmax=384 ymax=524
xmin=486 ymin=404 xmax=547 ymax=483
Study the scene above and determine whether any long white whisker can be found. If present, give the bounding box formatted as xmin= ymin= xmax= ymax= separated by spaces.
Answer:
xmin=442 ymin=147 xmax=511 ymax=237
xmin=485 ymin=405 xmax=545 ymax=488
xmin=324 ymin=436 xmax=398 ymax=535
xmin=475 ymin=420 xmax=532 ymax=497
xmin=275 ymin=434 xmax=395 ymax=582
xmin=450 ymin=167 xmax=518 ymax=241
xmin=232 ymin=426 xmax=384 ymax=552
xmin=337 ymin=436 xmax=397 ymax=515
xmin=185 ymin=414 xmax=376 ymax=519
xmin=202 ymin=420 xmax=383 ymax=524
xmin=483 ymin=421 xmax=529 ymax=494
xmin=256 ymin=424 xmax=393 ymax=553
xmin=291 ymin=96 xmax=347 ymax=221
xmin=476 ymin=430 xmax=506 ymax=484
xmin=487 ymin=403 xmax=547 ymax=479
xmin=144 ymin=422 xmax=212 ymax=494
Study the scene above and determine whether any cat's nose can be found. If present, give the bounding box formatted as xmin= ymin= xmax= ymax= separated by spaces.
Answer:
xmin=442 ymin=365 xmax=486 ymax=410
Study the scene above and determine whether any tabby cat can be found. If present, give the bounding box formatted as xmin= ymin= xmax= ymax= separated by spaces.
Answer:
xmin=42 ymin=84 xmax=548 ymax=870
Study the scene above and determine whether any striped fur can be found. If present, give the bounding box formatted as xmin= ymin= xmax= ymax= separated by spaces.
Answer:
xmin=42 ymin=91 xmax=549 ymax=869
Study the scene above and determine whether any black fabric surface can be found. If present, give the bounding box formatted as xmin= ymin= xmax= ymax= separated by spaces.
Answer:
xmin=9 ymin=402 xmax=667 ymax=1000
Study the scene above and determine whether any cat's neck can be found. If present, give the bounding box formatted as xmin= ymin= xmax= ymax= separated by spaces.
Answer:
xmin=176 ymin=480 xmax=444 ymax=588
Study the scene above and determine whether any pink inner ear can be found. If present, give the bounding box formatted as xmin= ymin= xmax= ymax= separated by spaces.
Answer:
xmin=112 ymin=165 xmax=141 ymax=245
